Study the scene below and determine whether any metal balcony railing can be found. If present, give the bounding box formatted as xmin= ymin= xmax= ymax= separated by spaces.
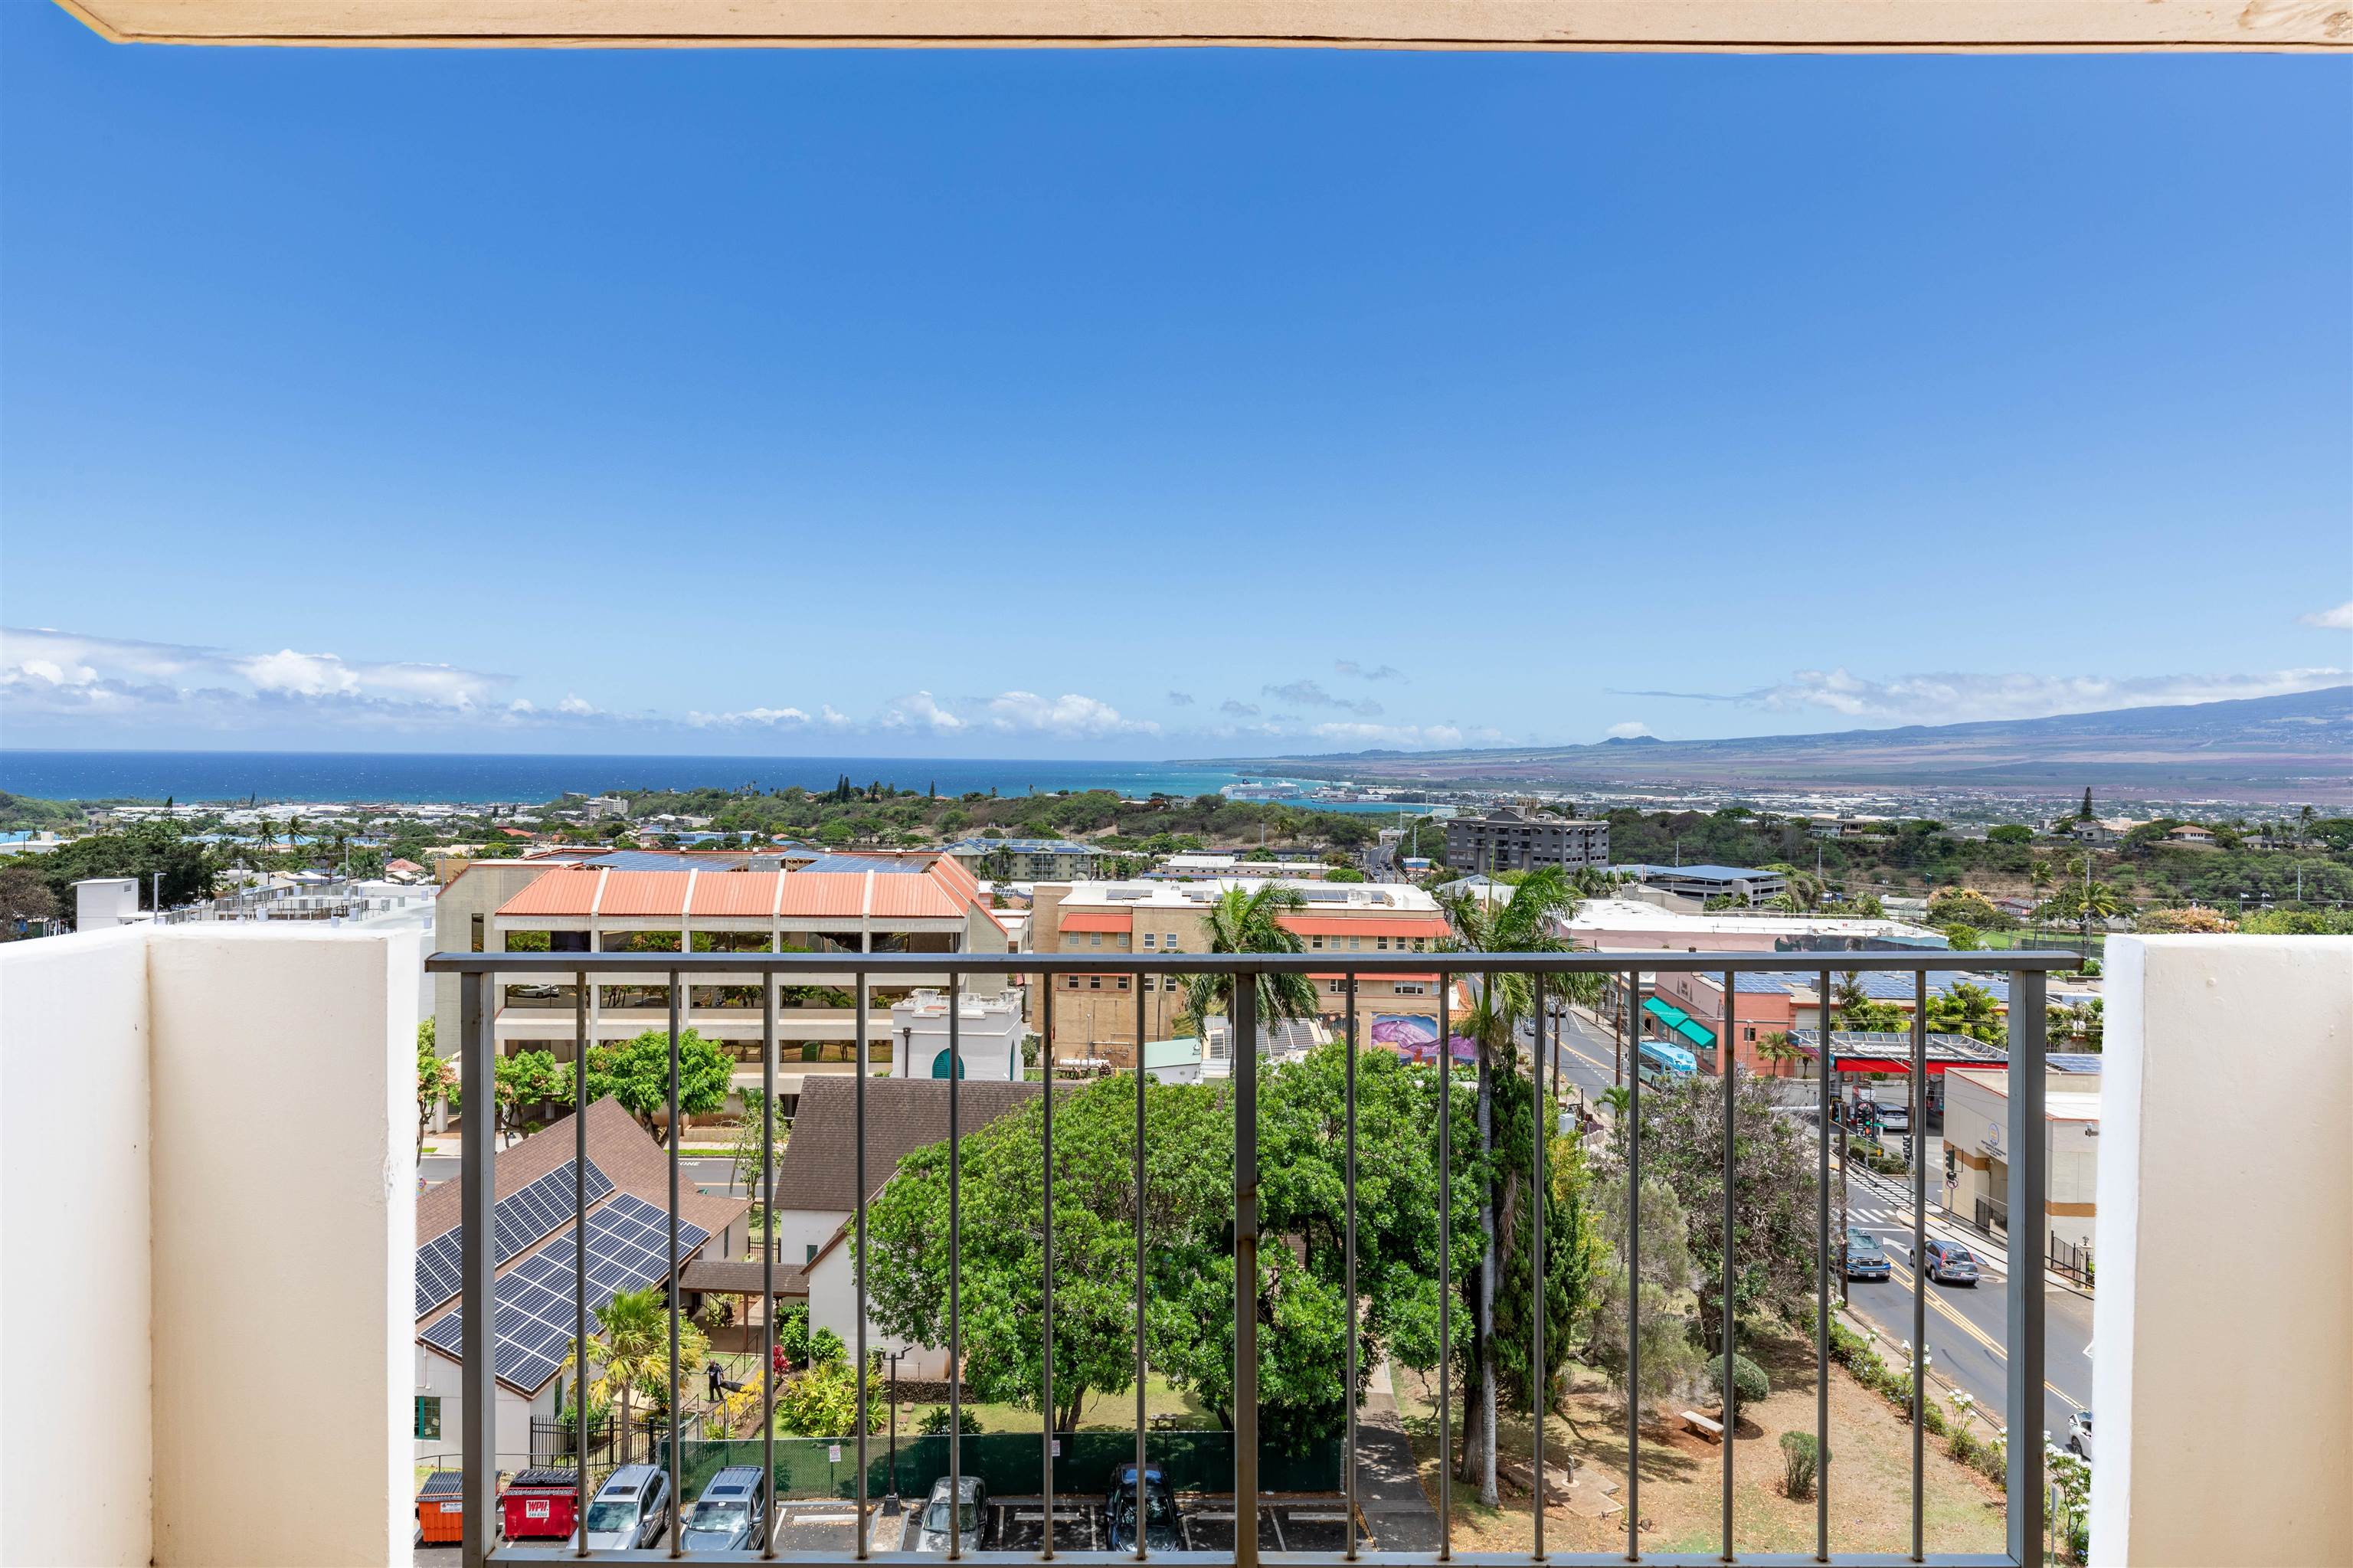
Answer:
xmin=427 ymin=947 xmax=2068 ymax=1566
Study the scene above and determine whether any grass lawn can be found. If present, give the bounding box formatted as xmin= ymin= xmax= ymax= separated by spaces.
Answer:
xmin=921 ymin=1374 xmax=1218 ymax=1435
xmin=1389 ymin=1321 xmax=2005 ymax=1557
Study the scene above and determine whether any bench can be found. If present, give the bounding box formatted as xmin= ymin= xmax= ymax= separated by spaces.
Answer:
xmin=1680 ymin=1410 xmax=1725 ymax=1442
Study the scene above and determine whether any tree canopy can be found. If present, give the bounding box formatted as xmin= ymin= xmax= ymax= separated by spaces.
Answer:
xmin=585 ymin=1029 xmax=735 ymax=1144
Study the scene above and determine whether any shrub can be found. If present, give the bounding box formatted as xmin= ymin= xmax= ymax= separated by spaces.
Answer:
xmin=1949 ymin=1428 xmax=1979 ymax=1465
xmin=1779 ymin=1431 xmax=1822 ymax=1499
xmin=916 ymin=1404 xmax=980 ymax=1435
xmin=1708 ymin=1352 xmax=1772 ymax=1407
xmin=1922 ymin=1402 xmax=1949 ymax=1437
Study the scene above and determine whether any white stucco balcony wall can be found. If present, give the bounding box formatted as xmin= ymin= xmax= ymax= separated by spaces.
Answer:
xmin=2 ymin=925 xmax=415 ymax=1568
xmin=2092 ymin=935 xmax=2352 ymax=1566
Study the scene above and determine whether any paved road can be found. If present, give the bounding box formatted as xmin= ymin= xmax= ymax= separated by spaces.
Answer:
xmin=1519 ymin=1007 xmax=1627 ymax=1108
xmin=1838 ymin=1170 xmax=2094 ymax=1445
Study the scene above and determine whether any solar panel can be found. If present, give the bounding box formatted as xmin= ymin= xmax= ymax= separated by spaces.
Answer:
xmin=421 ymin=1193 xmax=709 ymax=1393
xmin=413 ymin=1160 xmax=614 ymax=1318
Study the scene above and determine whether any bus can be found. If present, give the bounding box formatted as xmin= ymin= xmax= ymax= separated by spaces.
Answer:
xmin=1637 ymin=1038 xmax=1698 ymax=1087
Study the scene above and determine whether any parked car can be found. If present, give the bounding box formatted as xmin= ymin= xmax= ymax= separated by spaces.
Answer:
xmin=1872 ymin=1098 xmax=1910 ymax=1133
xmin=2067 ymin=1409 xmax=2094 ymax=1462
xmin=1105 ymin=1463 xmax=1185 ymax=1552
xmin=1841 ymin=1227 xmax=1892 ymax=1281
xmin=574 ymin=1465 xmax=669 ymax=1551
xmin=1923 ymin=1239 xmax=1981 ymax=1286
xmin=915 ymin=1475 xmax=985 ymax=1553
xmin=680 ymin=1465 xmax=766 ymax=1552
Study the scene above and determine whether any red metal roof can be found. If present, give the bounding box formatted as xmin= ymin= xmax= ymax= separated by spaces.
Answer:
xmin=496 ymin=868 xmax=603 ymax=918
xmin=868 ymin=868 xmax=968 ymax=920
xmin=1280 ymin=915 xmax=1452 ymax=938
xmin=597 ymin=870 xmax=689 ymax=918
xmin=1058 ymin=910 xmax=1134 ymax=933
xmin=688 ymin=871 xmax=779 ymax=918
xmin=775 ymin=873 xmax=875 ymax=920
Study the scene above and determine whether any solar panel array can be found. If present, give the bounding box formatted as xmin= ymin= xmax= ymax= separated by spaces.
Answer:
xmin=413 ymin=1159 xmax=615 ymax=1318
xmin=421 ymin=1192 xmax=709 ymax=1393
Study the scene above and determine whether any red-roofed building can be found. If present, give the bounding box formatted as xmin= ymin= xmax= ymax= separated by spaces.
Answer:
xmin=1029 ymin=877 xmax=1453 ymax=1064
xmin=430 ymin=853 xmax=1015 ymax=1105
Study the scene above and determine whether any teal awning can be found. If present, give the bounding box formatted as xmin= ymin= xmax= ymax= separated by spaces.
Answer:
xmin=1644 ymin=995 xmax=1716 ymax=1049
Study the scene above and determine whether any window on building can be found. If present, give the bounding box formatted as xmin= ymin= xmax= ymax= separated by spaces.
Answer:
xmin=1140 ymin=975 xmax=1154 ymax=992
xmin=1309 ymin=935 xmax=1324 ymax=950
xmin=1396 ymin=984 xmax=1427 ymax=996
xmin=1141 ymin=932 xmax=1156 ymax=948
xmin=1376 ymin=936 xmax=1389 ymax=951
xmin=1116 ymin=977 xmax=1129 ymax=990
xmin=1088 ymin=976 xmax=1102 ymax=990
xmin=414 ymin=1395 xmax=442 ymax=1441
xmin=1347 ymin=936 xmax=1363 ymax=951
xmin=1744 ymin=1027 xmax=1756 ymax=1042
xmin=1327 ymin=980 xmax=1345 ymax=994
xmin=470 ymin=914 xmax=484 ymax=953
xmin=806 ymin=1242 xmax=819 ymax=1263
xmin=1090 ymin=932 xmax=1103 ymax=948
xmin=1163 ymin=938 xmax=1181 ymax=953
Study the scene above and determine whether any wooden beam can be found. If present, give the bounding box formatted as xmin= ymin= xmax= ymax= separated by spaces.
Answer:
xmin=54 ymin=0 xmax=2353 ymax=51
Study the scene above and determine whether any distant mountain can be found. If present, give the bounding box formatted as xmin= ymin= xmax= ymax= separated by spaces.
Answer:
xmin=1188 ymin=686 xmax=2353 ymax=801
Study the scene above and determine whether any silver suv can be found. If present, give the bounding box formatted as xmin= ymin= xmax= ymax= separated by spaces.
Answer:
xmin=575 ymin=1464 xmax=668 ymax=1551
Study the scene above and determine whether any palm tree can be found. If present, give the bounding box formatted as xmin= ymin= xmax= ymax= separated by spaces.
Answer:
xmin=568 ymin=1285 xmax=710 ymax=1463
xmin=2029 ymin=860 xmax=2054 ymax=946
xmin=1172 ymin=884 xmax=1319 ymax=1056
xmin=1435 ymin=865 xmax=1581 ymax=1507
xmin=1754 ymin=1030 xmax=1803 ymax=1075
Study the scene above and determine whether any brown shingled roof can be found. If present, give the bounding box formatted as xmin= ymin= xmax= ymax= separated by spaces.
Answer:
xmin=769 ymin=1077 xmax=1041 ymax=1214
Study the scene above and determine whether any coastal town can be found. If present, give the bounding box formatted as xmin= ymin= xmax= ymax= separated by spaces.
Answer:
xmin=4 ymin=765 xmax=2346 ymax=1557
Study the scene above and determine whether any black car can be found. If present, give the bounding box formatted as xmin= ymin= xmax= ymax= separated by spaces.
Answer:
xmin=1105 ymin=1464 xmax=1184 ymax=1552
xmin=1841 ymin=1227 xmax=1892 ymax=1281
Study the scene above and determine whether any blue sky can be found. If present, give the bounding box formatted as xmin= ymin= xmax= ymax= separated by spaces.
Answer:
xmin=3 ymin=5 xmax=2348 ymax=758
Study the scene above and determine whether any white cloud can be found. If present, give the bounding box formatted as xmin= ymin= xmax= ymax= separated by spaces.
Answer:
xmin=687 ymin=705 xmax=811 ymax=728
xmin=980 ymin=691 xmax=1159 ymax=737
xmin=1743 ymin=666 xmax=2350 ymax=724
xmin=555 ymin=694 xmax=599 ymax=717
xmin=1335 ymin=660 xmax=1406 ymax=683
xmin=1605 ymin=721 xmax=1654 ymax=738
xmin=1220 ymin=699 xmax=1261 ymax=718
xmin=875 ymin=691 xmax=967 ymax=732
xmin=2300 ymin=601 xmax=2353 ymax=631
xmin=1167 ymin=691 xmax=1196 ymax=707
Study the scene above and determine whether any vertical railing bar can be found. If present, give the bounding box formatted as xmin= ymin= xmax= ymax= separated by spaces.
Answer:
xmin=666 ymin=969 xmax=682 ymax=1559
xmin=1910 ymin=969 xmax=1928 ymax=1564
xmin=1233 ymin=971 xmax=1260 ymax=1568
xmin=1344 ymin=972 xmax=1360 ymax=1563
xmin=2005 ymin=967 xmax=2050 ymax=1566
xmin=764 ymin=978 xmax=781 ymax=1560
xmin=1720 ymin=967 xmax=1736 ymax=1565
xmin=460 ymin=969 xmax=495 ymax=1568
xmin=1816 ymin=967 xmax=1831 ymax=1566
xmin=1533 ymin=971 xmax=1547 ymax=1563
xmin=1036 ymin=972 xmax=1063 ymax=1559
xmin=575 ymin=971 xmax=591 ymax=1560
xmin=1133 ymin=971 xmax=1147 ymax=1565
xmin=855 ymin=970 xmax=870 ymax=1556
xmin=1624 ymin=967 xmax=1641 ymax=1566
xmin=948 ymin=971 xmax=963 ymax=1563
xmin=1438 ymin=970 xmax=1452 ymax=1563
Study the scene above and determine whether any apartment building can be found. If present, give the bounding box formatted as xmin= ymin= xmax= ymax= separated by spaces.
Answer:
xmin=1615 ymin=862 xmax=1788 ymax=907
xmin=940 ymin=836 xmax=1108 ymax=880
xmin=446 ymin=851 xmax=1013 ymax=1088
xmin=1029 ymin=878 xmax=1451 ymax=1065
xmin=1444 ymin=805 xmax=1608 ymax=873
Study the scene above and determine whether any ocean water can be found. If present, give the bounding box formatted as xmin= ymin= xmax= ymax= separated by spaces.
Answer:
xmin=0 ymin=749 xmax=1426 ymax=811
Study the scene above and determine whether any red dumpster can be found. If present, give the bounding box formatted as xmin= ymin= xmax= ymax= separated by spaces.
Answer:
xmin=415 ymin=1471 xmax=465 ymax=1545
xmin=499 ymin=1468 xmax=583 ymax=1542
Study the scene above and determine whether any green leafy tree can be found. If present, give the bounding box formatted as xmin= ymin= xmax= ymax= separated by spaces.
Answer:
xmin=493 ymin=1049 xmax=571 ymax=1146
xmin=864 ymin=1048 xmax=1484 ymax=1446
xmin=1942 ymin=923 xmax=1984 ymax=951
xmin=1612 ymin=1071 xmax=1819 ymax=1347
xmin=772 ymin=1356 xmax=872 ymax=1437
xmin=1580 ymin=1174 xmax=1701 ymax=1416
xmin=1926 ymin=981 xmax=2004 ymax=1044
xmin=586 ymin=1029 xmax=736 ymax=1146
xmin=0 ymin=864 xmax=61 ymax=937
xmin=38 ymin=822 xmax=216 ymax=915
xmin=1434 ymin=864 xmax=1582 ymax=1504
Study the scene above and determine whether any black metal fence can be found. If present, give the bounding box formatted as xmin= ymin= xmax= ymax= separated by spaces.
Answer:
xmin=2049 ymin=1232 xmax=2095 ymax=1288
xmin=429 ymin=945 xmax=2067 ymax=1566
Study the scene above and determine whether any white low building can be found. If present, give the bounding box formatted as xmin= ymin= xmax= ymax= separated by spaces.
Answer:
xmin=889 ymin=987 xmax=1027 ymax=1081
xmin=1942 ymin=1065 xmax=2100 ymax=1252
